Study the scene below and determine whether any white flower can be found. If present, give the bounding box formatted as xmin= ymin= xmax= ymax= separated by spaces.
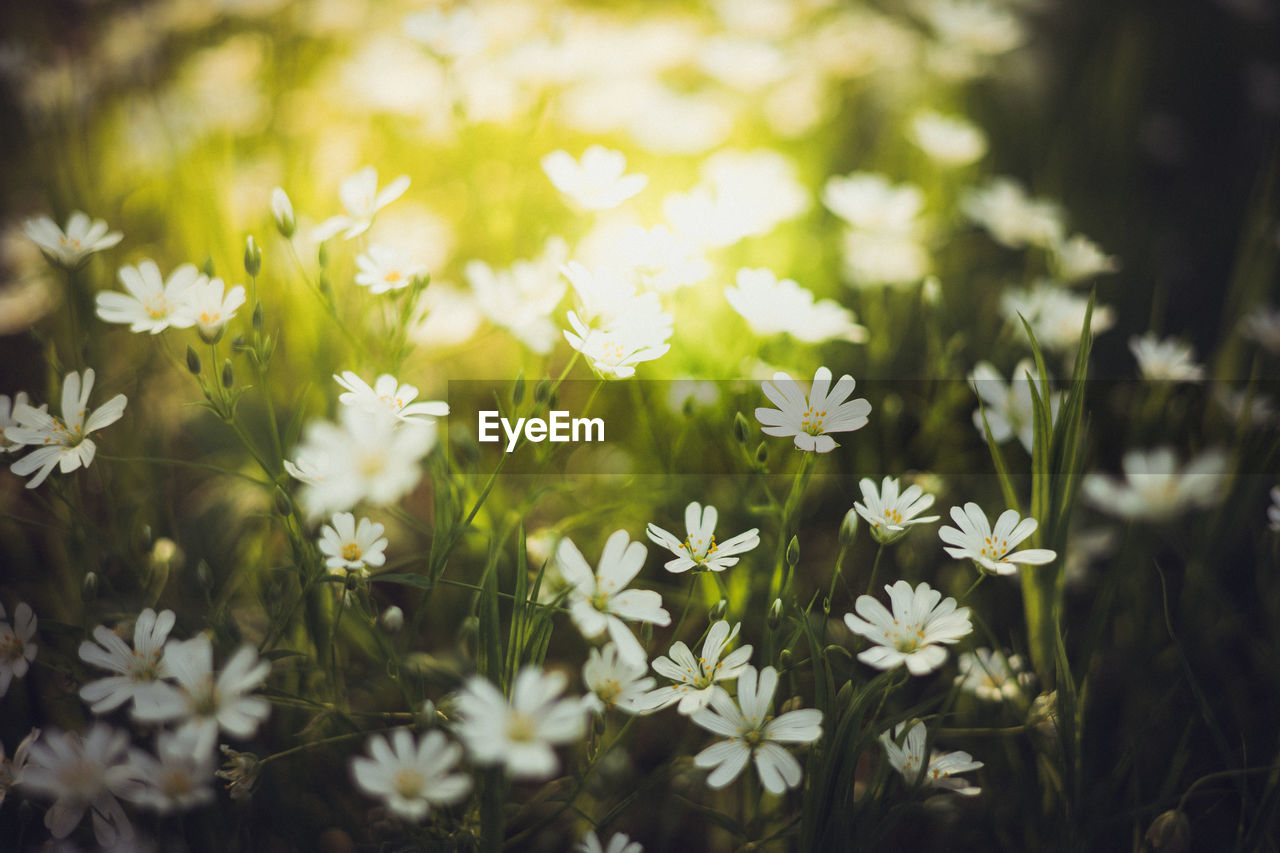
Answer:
xmin=646 ymin=502 xmax=760 ymax=574
xmin=662 ymin=150 xmax=808 ymax=249
xmin=1129 ymin=333 xmax=1206 ymax=383
xmin=822 ymin=172 xmax=924 ymax=234
xmin=333 ymin=371 xmax=449 ymax=423
xmin=453 ymin=667 xmax=588 ymax=780
xmin=755 ymin=366 xmax=871 ymax=453
xmin=78 ymin=608 xmax=180 ymax=717
xmin=880 ymin=721 xmax=983 ymax=796
xmin=1053 ymin=234 xmax=1119 ymax=282
xmin=129 ymin=728 xmax=216 ymax=814
xmin=312 ymin=166 xmax=411 ymax=242
xmin=318 ymin=512 xmax=388 ymax=574
xmin=560 ymin=259 xmax=644 ymax=326
xmin=271 ymin=187 xmax=295 ymax=238
xmin=467 ymin=237 xmax=568 ymax=354
xmin=1 ymin=392 xmax=43 ymax=453
xmin=969 ymin=359 xmax=1057 ymax=454
xmin=1001 ymin=281 xmax=1115 ymax=353
xmin=563 ymin=307 xmax=673 ymax=380
xmin=0 ymin=602 xmax=37 ymax=697
xmin=403 ymin=6 xmax=489 ymax=59
xmin=840 ymin=230 xmax=932 ymax=288
xmin=690 ymin=665 xmax=822 ymax=795
xmin=1214 ymin=386 xmax=1279 ymax=427
xmin=1082 ymin=447 xmax=1228 ymax=522
xmin=844 ymin=581 xmax=973 ymax=674
xmin=20 ymin=724 xmax=143 ymax=846
xmin=938 ymin=504 xmax=1057 ymax=576
xmin=1240 ymin=305 xmax=1280 ymax=354
xmin=919 ymin=0 xmax=1025 ymax=56
xmin=178 ymin=276 xmax=247 ymax=344
xmin=962 ymin=177 xmax=1065 ymax=249
xmin=23 ymin=211 xmax=123 ymax=269
xmin=582 ymin=643 xmax=659 ymax=716
xmin=557 ymin=530 xmax=671 ymax=666
xmin=134 ymin=635 xmax=271 ymax=755
xmin=954 ymin=648 xmax=1033 ymax=703
xmin=351 ymin=728 xmax=471 ymax=821
xmin=542 ymin=146 xmax=649 ymax=211
xmin=578 ymin=829 xmax=644 ymax=853
xmin=853 ymin=476 xmax=940 ymax=544
xmin=354 ymin=244 xmax=427 ymax=294
xmin=725 ymin=267 xmax=868 ymax=343
xmin=610 ymin=224 xmax=711 ymax=293
xmin=0 ymin=727 xmax=40 ymax=807
xmin=909 ymin=110 xmax=988 ymax=166
xmin=6 ymin=368 xmax=127 ymax=489
xmin=95 ymin=260 xmax=203 ymax=334
xmin=650 ymin=620 xmax=753 ymax=715
xmin=1269 ymin=486 xmax=1280 ymax=532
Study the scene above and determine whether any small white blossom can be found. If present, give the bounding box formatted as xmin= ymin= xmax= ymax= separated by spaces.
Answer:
xmin=0 ymin=602 xmax=38 ymax=697
xmin=78 ymin=608 xmax=180 ymax=717
xmin=650 ymin=620 xmax=753 ymax=715
xmin=725 ymin=267 xmax=867 ymax=343
xmin=582 ymin=643 xmax=659 ymax=716
xmin=755 ymin=366 xmax=871 ymax=453
xmin=954 ymin=648 xmax=1034 ymax=702
xmin=1082 ymin=447 xmax=1228 ymax=522
xmin=351 ymin=728 xmax=471 ymax=821
xmin=969 ymin=359 xmax=1058 ymax=454
xmin=333 ymin=371 xmax=449 ymax=423
xmin=662 ymin=150 xmax=809 ymax=250
xmin=1053 ymin=234 xmax=1119 ymax=282
xmin=1001 ymin=281 xmax=1116 ymax=353
xmin=920 ymin=0 xmax=1026 ymax=56
xmin=312 ymin=166 xmax=411 ymax=242
xmin=20 ymin=724 xmax=143 ymax=846
xmin=564 ymin=307 xmax=673 ymax=380
xmin=1240 ymin=305 xmax=1280 ymax=354
xmin=6 ymin=369 xmax=127 ymax=489
xmin=880 ymin=721 xmax=983 ymax=796
xmin=95 ymin=260 xmax=203 ymax=334
xmin=270 ymin=187 xmax=295 ymax=237
xmin=354 ymin=244 xmax=427 ymax=294
xmin=853 ymin=476 xmax=941 ymax=544
xmin=909 ymin=110 xmax=988 ymax=166
xmin=542 ymin=146 xmax=649 ymax=211
xmin=963 ymin=177 xmax=1065 ymax=249
xmin=178 ymin=276 xmax=246 ymax=344
xmin=23 ymin=211 xmax=122 ymax=269
xmin=1 ymin=392 xmax=43 ymax=453
xmin=822 ymin=172 xmax=924 ymax=234
xmin=467 ymin=237 xmax=568 ymax=354
xmin=646 ymin=502 xmax=760 ymax=574
xmin=938 ymin=504 xmax=1057 ymax=576
xmin=1129 ymin=333 xmax=1206 ymax=383
xmin=0 ymin=727 xmax=40 ymax=807
xmin=840 ymin=229 xmax=933 ymax=288
xmin=844 ymin=581 xmax=973 ymax=674
xmin=318 ymin=512 xmax=388 ymax=574
xmin=129 ymin=728 xmax=216 ymax=814
xmin=579 ymin=829 xmax=643 ymax=853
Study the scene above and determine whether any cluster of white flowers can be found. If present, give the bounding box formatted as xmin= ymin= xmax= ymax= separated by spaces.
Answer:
xmin=725 ymin=267 xmax=868 ymax=343
xmin=95 ymin=259 xmax=247 ymax=343
xmin=1082 ymin=447 xmax=1228 ymax=522
xmin=823 ymin=171 xmax=931 ymax=288
xmin=969 ymin=359 xmax=1058 ymax=454
xmin=880 ymin=721 xmax=983 ymax=797
xmin=1129 ymin=333 xmax=1206 ymax=383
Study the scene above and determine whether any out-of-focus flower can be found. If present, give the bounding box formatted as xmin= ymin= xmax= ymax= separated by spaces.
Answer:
xmin=178 ymin=276 xmax=246 ymax=344
xmin=663 ymin=150 xmax=808 ymax=249
xmin=215 ymin=745 xmax=260 ymax=802
xmin=1053 ymin=234 xmax=1119 ymax=282
xmin=880 ymin=721 xmax=983 ymax=796
xmin=1129 ymin=333 xmax=1206 ymax=383
xmin=845 ymin=581 xmax=972 ymax=674
xmin=20 ymin=724 xmax=143 ymax=846
xmin=95 ymin=260 xmax=203 ymax=334
xmin=939 ymin=504 xmax=1057 ymax=575
xmin=333 ymin=371 xmax=448 ymax=423
xmin=6 ymin=368 xmax=127 ymax=489
xmin=354 ymin=244 xmax=427 ymax=294
xmin=78 ymin=608 xmax=179 ymax=717
xmin=725 ymin=267 xmax=868 ymax=343
xmin=646 ymin=502 xmax=760 ymax=574
xmin=410 ymin=282 xmax=483 ymax=349
xmin=467 ymin=237 xmax=568 ymax=354
xmin=1240 ymin=305 xmax=1280 ymax=353
xmin=1145 ymin=810 xmax=1191 ymax=853
xmin=563 ymin=305 xmax=673 ymax=380
xmin=853 ymin=476 xmax=940 ymax=544
xmin=582 ymin=643 xmax=658 ymax=716
xmin=1001 ymin=280 xmax=1115 ymax=353
xmin=840 ymin=230 xmax=932 ymax=288
xmin=578 ymin=830 xmax=644 ymax=853
xmin=312 ymin=166 xmax=410 ymax=242
xmin=0 ymin=602 xmax=38 ymax=697
xmin=909 ymin=110 xmax=988 ymax=166
xmin=649 ymin=620 xmax=753 ymax=715
xmin=0 ymin=392 xmax=42 ymax=453
xmin=270 ymin=187 xmax=295 ymax=238
xmin=755 ymin=366 xmax=871 ymax=453
xmin=919 ymin=0 xmax=1026 ymax=57
xmin=129 ymin=728 xmax=216 ymax=814
xmin=1082 ymin=447 xmax=1228 ymax=522
xmin=823 ymin=172 xmax=924 ymax=234
xmin=0 ymin=727 xmax=39 ymax=807
xmin=690 ymin=665 xmax=822 ymax=794
xmin=453 ymin=667 xmax=587 ymax=780
xmin=23 ymin=211 xmax=122 ymax=270
xmin=351 ymin=729 xmax=470 ymax=821
xmin=1269 ymin=486 xmax=1280 ymax=532
xmin=969 ymin=359 xmax=1057 ymax=454
xmin=954 ymin=648 xmax=1034 ymax=702
xmin=318 ymin=512 xmax=388 ymax=574
xmin=963 ymin=177 xmax=1065 ymax=249
xmin=403 ymin=6 xmax=489 ymax=59
xmin=1214 ymin=386 xmax=1279 ymax=427
xmin=576 ymin=221 xmax=710 ymax=294
xmin=557 ymin=530 xmax=671 ymax=666
xmin=542 ymin=146 xmax=649 ymax=211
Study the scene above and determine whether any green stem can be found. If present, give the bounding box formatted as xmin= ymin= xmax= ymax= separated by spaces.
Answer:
xmin=863 ymin=543 xmax=887 ymax=597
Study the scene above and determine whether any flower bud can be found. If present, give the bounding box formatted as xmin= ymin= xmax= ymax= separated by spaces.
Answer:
xmin=733 ymin=411 xmax=749 ymax=444
xmin=593 ymin=711 xmax=607 ymax=736
xmin=244 ymin=236 xmax=261 ymax=277
xmin=1144 ymin=810 xmax=1190 ymax=852
xmin=379 ymin=605 xmax=404 ymax=633
xmin=767 ymin=598 xmax=783 ymax=630
xmin=252 ymin=302 xmax=264 ymax=332
xmin=512 ymin=372 xmax=525 ymax=407
xmin=533 ymin=378 xmax=552 ymax=403
xmin=221 ymin=359 xmax=235 ymax=389
xmin=317 ymin=242 xmax=329 ymax=268
xmin=273 ymin=486 xmax=292 ymax=516
xmin=754 ymin=442 xmax=768 ymax=465
xmin=779 ymin=649 xmax=793 ymax=668
xmin=201 ymin=256 xmax=216 ymax=278
xmin=839 ymin=508 xmax=859 ymax=547
xmin=710 ymin=599 xmax=728 ymax=620
xmin=786 ymin=535 xmax=799 ymax=568
xmin=81 ymin=571 xmax=98 ymax=603
xmin=271 ymin=187 xmax=295 ymax=239
xmin=186 ymin=345 xmax=202 ymax=375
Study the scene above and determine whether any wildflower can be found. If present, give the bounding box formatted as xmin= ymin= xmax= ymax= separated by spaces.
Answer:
xmin=1 ymin=392 xmax=43 ymax=452
xmin=129 ymin=728 xmax=216 ymax=814
xmin=333 ymin=371 xmax=449 ymax=423
xmin=853 ymin=476 xmax=940 ymax=544
xmin=755 ymin=366 xmax=871 ymax=453
xmin=178 ymin=276 xmax=246 ymax=344
xmin=603 ymin=223 xmax=710 ymax=293
xmin=0 ymin=602 xmax=37 ymax=698
xmin=909 ymin=110 xmax=987 ymax=166
xmin=1270 ymin=486 xmax=1280 ymax=532
xmin=1081 ymin=447 xmax=1228 ymax=522
xmin=724 ymin=267 xmax=868 ymax=343
xmin=351 ymin=728 xmax=471 ymax=821
xmin=662 ymin=149 xmax=808 ymax=249
xmin=1129 ymin=333 xmax=1206 ymax=383
xmin=690 ymin=665 xmax=822 ymax=794
xmin=962 ymin=177 xmax=1065 ymax=249
xmin=271 ymin=187 xmax=295 ymax=238
xmin=840 ymin=229 xmax=932 ymax=288
xmin=1053 ymin=234 xmax=1119 ymax=282
xmin=312 ymin=166 xmax=411 ymax=242
xmin=557 ymin=530 xmax=671 ymax=666
xmin=969 ymin=359 xmax=1057 ymax=454
xmin=822 ymin=172 xmax=924 ymax=234
xmin=1240 ymin=305 xmax=1280 ymax=354
xmin=318 ymin=512 xmax=388 ymax=575
xmin=452 ymin=667 xmax=587 ymax=780
xmin=23 ymin=211 xmax=122 ymax=269
xmin=582 ymin=643 xmax=659 ymax=715
xmin=919 ymin=0 xmax=1025 ymax=56
xmin=95 ymin=260 xmax=203 ymax=334
xmin=466 ymin=237 xmax=568 ymax=354
xmin=78 ymin=607 xmax=180 ymax=717
xmin=354 ymin=244 xmax=427 ymax=295
xmin=6 ymin=368 xmax=127 ymax=489
xmin=20 ymin=724 xmax=143 ymax=846
xmin=646 ymin=501 xmax=760 ymax=574
xmin=650 ymin=620 xmax=753 ymax=715
xmin=542 ymin=146 xmax=649 ymax=211
xmin=938 ymin=504 xmax=1057 ymax=576
xmin=560 ymin=259 xmax=645 ymax=324
xmin=1214 ymin=386 xmax=1278 ymax=427
xmin=0 ymin=727 xmax=39 ymax=807
xmin=1000 ymin=280 xmax=1116 ymax=353
xmin=579 ymin=829 xmax=644 ymax=853
xmin=954 ymin=648 xmax=1034 ymax=702
xmin=880 ymin=721 xmax=983 ymax=796
xmin=563 ymin=307 xmax=673 ymax=380
xmin=215 ymin=745 xmax=261 ymax=801
xmin=844 ymin=581 xmax=972 ymax=674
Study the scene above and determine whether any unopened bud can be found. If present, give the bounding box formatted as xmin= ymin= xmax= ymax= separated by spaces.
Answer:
xmin=231 ymin=335 xmax=248 ymax=352
xmin=252 ymin=302 xmax=264 ymax=332
xmin=244 ymin=236 xmax=261 ymax=277
xmin=271 ymin=187 xmax=295 ymax=239
xmin=533 ymin=378 xmax=551 ymax=403
xmin=379 ymin=605 xmax=404 ymax=633
xmin=779 ymin=649 xmax=792 ymax=668
xmin=273 ymin=486 xmax=292 ymax=516
xmin=186 ymin=345 xmax=202 ymax=375
xmin=839 ymin=509 xmax=859 ymax=547
xmin=81 ymin=571 xmax=98 ymax=602
xmin=318 ymin=271 xmax=333 ymax=302
xmin=733 ymin=412 xmax=749 ymax=444
xmin=201 ymin=256 xmax=216 ymax=278
xmin=221 ymin=359 xmax=234 ymax=389
xmin=593 ymin=712 xmax=607 ymax=736
xmin=767 ymin=598 xmax=783 ymax=630
xmin=1144 ymin=810 xmax=1190 ymax=852
xmin=710 ymin=599 xmax=728 ymax=620
xmin=786 ymin=535 xmax=799 ymax=568
xmin=754 ymin=442 xmax=768 ymax=465
xmin=317 ymin=242 xmax=329 ymax=268
xmin=196 ymin=559 xmax=213 ymax=591
xmin=512 ymin=372 xmax=525 ymax=407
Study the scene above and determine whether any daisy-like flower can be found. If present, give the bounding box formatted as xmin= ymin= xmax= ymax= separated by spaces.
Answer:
xmin=1 ymin=392 xmax=43 ymax=453
xmin=962 ymin=177 xmax=1065 ymax=249
xmin=95 ymin=260 xmax=204 ymax=334
xmin=908 ymin=110 xmax=988 ymax=167
xmin=954 ymin=648 xmax=1034 ymax=703
xmin=969 ymin=359 xmax=1057 ymax=454
xmin=351 ymin=728 xmax=471 ymax=821
xmin=318 ymin=512 xmax=388 ymax=574
xmin=0 ymin=602 xmax=37 ymax=697
xmin=853 ymin=476 xmax=940 ymax=544
xmin=542 ymin=146 xmax=649 ymax=211
xmin=563 ymin=307 xmax=673 ymax=380
xmin=844 ymin=581 xmax=972 ymax=675
xmin=23 ymin=211 xmax=123 ymax=270
xmin=690 ymin=665 xmax=823 ymax=794
xmin=578 ymin=829 xmax=644 ymax=853
xmin=312 ymin=166 xmax=411 ymax=242
xmin=78 ymin=608 xmax=180 ymax=717
xmin=557 ymin=530 xmax=671 ymax=666
xmin=821 ymin=172 xmax=924 ymax=234
xmin=649 ymin=620 xmax=753 ymax=716
xmin=467 ymin=236 xmax=568 ymax=354
xmin=724 ymin=267 xmax=868 ymax=343
xmin=20 ymin=724 xmax=143 ymax=847
xmin=354 ymin=244 xmax=428 ymax=294
xmin=6 ymin=368 xmax=127 ymax=489
xmin=646 ymin=502 xmax=760 ymax=574
xmin=452 ymin=667 xmax=588 ymax=780
xmin=1081 ymin=447 xmax=1228 ymax=522
xmin=334 ymin=371 xmax=449 ymax=423
xmin=880 ymin=721 xmax=983 ymax=796
xmin=1000 ymin=280 xmax=1116 ymax=353
xmin=1269 ymin=486 xmax=1280 ymax=532
xmin=938 ymin=504 xmax=1057 ymax=576
xmin=129 ymin=727 xmax=216 ymax=814
xmin=134 ymin=635 xmax=271 ymax=756
xmin=581 ymin=643 xmax=659 ymax=716
xmin=0 ymin=727 xmax=40 ymax=807
xmin=755 ymin=366 xmax=871 ymax=453
xmin=177 ymin=276 xmax=247 ymax=344
xmin=1052 ymin=234 xmax=1119 ymax=282
xmin=1129 ymin=333 xmax=1206 ymax=383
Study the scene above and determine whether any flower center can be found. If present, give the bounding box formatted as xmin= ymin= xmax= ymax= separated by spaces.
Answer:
xmin=190 ymin=677 xmax=220 ymax=716
xmin=342 ymin=542 xmax=362 ymax=562
xmin=146 ymin=299 xmax=169 ymax=319
xmin=683 ymin=533 xmax=717 ymax=561
xmin=385 ymin=270 xmax=402 ymax=284
xmin=0 ymin=634 xmax=22 ymax=661
xmin=883 ymin=508 xmax=903 ymax=525
xmin=979 ymin=536 xmax=1009 ymax=561
xmin=596 ymin=678 xmax=622 ymax=704
xmin=800 ymin=405 xmax=827 ymax=436
xmin=162 ymin=769 xmax=195 ymax=797
xmin=506 ymin=712 xmax=537 ymax=743
xmin=127 ymin=648 xmax=163 ymax=680
xmin=393 ymin=768 xmax=425 ymax=799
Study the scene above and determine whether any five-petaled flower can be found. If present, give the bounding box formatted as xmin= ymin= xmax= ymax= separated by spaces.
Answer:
xmin=646 ymin=502 xmax=760 ymax=573
xmin=333 ymin=371 xmax=449 ymax=423
xmin=351 ymin=728 xmax=471 ymax=821
xmin=938 ymin=503 xmax=1057 ymax=576
xmin=318 ymin=512 xmax=389 ymax=575
xmin=755 ymin=366 xmax=871 ymax=453
xmin=6 ymin=369 xmax=127 ymax=489
xmin=650 ymin=620 xmax=753 ymax=716
xmin=852 ymin=476 xmax=940 ymax=545
xmin=844 ymin=581 xmax=972 ymax=675
xmin=23 ymin=211 xmax=122 ymax=269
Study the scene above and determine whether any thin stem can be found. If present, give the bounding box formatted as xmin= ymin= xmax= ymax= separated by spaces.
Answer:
xmin=863 ymin=543 xmax=887 ymax=597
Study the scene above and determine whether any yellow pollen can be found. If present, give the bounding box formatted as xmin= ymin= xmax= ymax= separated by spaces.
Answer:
xmin=342 ymin=542 xmax=362 ymax=561
xmin=385 ymin=270 xmax=402 ymax=283
xmin=393 ymin=769 xmax=425 ymax=799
